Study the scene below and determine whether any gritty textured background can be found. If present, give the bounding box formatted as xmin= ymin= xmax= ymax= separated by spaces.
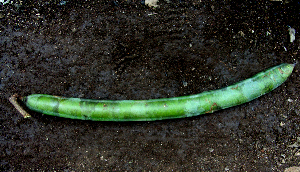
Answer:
xmin=1 ymin=0 xmax=300 ymax=171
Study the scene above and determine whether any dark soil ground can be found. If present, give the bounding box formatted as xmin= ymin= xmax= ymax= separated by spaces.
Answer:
xmin=1 ymin=0 xmax=300 ymax=171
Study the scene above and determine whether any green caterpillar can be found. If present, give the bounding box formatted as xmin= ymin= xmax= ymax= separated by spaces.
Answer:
xmin=23 ymin=63 xmax=295 ymax=121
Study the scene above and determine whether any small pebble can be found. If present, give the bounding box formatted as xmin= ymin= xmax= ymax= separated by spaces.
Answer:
xmin=284 ymin=166 xmax=300 ymax=172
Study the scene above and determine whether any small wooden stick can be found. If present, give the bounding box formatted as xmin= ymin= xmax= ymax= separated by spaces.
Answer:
xmin=9 ymin=94 xmax=31 ymax=118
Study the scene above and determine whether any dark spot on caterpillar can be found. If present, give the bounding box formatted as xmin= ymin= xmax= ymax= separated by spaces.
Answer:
xmin=263 ymin=84 xmax=274 ymax=93
xmin=231 ymin=85 xmax=239 ymax=90
xmin=278 ymin=67 xmax=287 ymax=74
xmin=52 ymin=99 xmax=60 ymax=114
xmin=206 ymin=102 xmax=218 ymax=113
xmin=83 ymin=114 xmax=89 ymax=120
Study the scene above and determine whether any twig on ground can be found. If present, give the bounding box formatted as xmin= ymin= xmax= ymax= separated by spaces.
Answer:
xmin=9 ymin=94 xmax=31 ymax=118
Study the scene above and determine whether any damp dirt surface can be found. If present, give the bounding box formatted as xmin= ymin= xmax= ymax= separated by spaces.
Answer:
xmin=1 ymin=0 xmax=300 ymax=171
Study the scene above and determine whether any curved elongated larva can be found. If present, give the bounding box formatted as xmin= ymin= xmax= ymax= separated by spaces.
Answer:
xmin=23 ymin=63 xmax=295 ymax=121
